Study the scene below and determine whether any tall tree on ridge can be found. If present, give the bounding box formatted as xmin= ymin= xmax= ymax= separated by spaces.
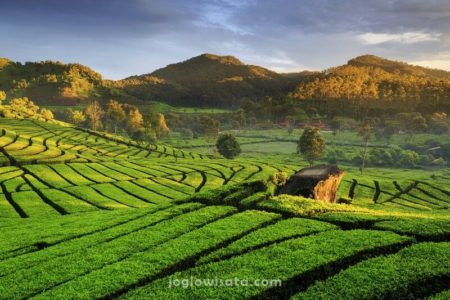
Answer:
xmin=297 ymin=127 xmax=325 ymax=166
xmin=105 ymin=100 xmax=125 ymax=134
xmin=84 ymin=101 xmax=104 ymax=131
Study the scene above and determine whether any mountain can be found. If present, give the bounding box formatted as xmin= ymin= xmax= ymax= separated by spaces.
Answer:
xmin=347 ymin=55 xmax=450 ymax=78
xmin=0 ymin=54 xmax=449 ymax=113
xmin=117 ymin=53 xmax=304 ymax=107
xmin=0 ymin=58 xmax=134 ymax=106
xmin=290 ymin=55 xmax=450 ymax=114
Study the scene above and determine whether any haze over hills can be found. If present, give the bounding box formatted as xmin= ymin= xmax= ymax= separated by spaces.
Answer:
xmin=0 ymin=54 xmax=449 ymax=112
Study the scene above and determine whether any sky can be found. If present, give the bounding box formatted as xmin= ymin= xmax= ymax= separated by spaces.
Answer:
xmin=0 ymin=0 xmax=449 ymax=79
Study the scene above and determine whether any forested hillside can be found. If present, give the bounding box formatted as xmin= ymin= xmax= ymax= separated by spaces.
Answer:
xmin=290 ymin=55 xmax=450 ymax=116
xmin=0 ymin=58 xmax=133 ymax=106
xmin=1 ymin=54 xmax=449 ymax=114
xmin=117 ymin=53 xmax=303 ymax=107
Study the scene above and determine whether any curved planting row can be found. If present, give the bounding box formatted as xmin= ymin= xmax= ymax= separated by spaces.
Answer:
xmin=0 ymin=119 xmax=199 ymax=165
xmin=0 ymin=157 xmax=289 ymax=218
xmin=338 ymin=177 xmax=449 ymax=211
xmin=0 ymin=177 xmax=448 ymax=299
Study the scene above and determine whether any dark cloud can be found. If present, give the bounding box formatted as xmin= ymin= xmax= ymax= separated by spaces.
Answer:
xmin=0 ymin=0 xmax=448 ymax=78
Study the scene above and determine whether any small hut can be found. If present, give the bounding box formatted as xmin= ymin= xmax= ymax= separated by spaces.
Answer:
xmin=276 ymin=164 xmax=344 ymax=203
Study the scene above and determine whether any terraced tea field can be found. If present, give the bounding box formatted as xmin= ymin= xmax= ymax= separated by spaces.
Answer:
xmin=0 ymin=118 xmax=448 ymax=299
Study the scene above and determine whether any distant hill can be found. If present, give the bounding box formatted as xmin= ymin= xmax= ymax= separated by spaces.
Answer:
xmin=0 ymin=58 xmax=134 ymax=106
xmin=290 ymin=55 xmax=450 ymax=113
xmin=347 ymin=55 xmax=450 ymax=78
xmin=0 ymin=54 xmax=449 ymax=112
xmin=117 ymin=53 xmax=304 ymax=107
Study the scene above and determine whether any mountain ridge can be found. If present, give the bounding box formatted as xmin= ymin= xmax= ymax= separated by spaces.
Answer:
xmin=0 ymin=53 xmax=449 ymax=111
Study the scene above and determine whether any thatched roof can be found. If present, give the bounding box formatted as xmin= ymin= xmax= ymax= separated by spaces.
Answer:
xmin=277 ymin=164 xmax=344 ymax=202
xmin=293 ymin=164 xmax=342 ymax=180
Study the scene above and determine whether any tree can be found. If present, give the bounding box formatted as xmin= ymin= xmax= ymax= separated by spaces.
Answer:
xmin=180 ymin=128 xmax=194 ymax=140
xmin=297 ymin=127 xmax=325 ymax=165
xmin=132 ymin=128 xmax=156 ymax=145
xmin=195 ymin=116 xmax=219 ymax=137
xmin=127 ymin=108 xmax=143 ymax=133
xmin=0 ymin=90 xmax=6 ymax=104
xmin=329 ymin=119 xmax=342 ymax=136
xmin=105 ymin=100 xmax=125 ymax=134
xmin=155 ymin=113 xmax=170 ymax=138
xmin=358 ymin=121 xmax=373 ymax=173
xmin=397 ymin=112 xmax=427 ymax=141
xmin=67 ymin=109 xmax=86 ymax=125
xmin=84 ymin=101 xmax=104 ymax=131
xmin=9 ymin=97 xmax=39 ymax=116
xmin=216 ymin=133 xmax=241 ymax=159
xmin=381 ymin=125 xmax=396 ymax=144
xmin=40 ymin=108 xmax=54 ymax=121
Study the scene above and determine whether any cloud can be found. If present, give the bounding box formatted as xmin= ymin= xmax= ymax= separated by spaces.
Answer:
xmin=411 ymin=51 xmax=450 ymax=70
xmin=0 ymin=0 xmax=449 ymax=77
xmin=358 ymin=32 xmax=441 ymax=45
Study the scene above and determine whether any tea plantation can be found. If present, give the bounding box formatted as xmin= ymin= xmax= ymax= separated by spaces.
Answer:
xmin=0 ymin=118 xmax=448 ymax=299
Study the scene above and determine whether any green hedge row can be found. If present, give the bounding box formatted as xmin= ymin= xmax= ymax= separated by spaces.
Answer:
xmin=34 ymin=210 xmax=279 ymax=299
xmin=294 ymin=242 xmax=450 ymax=299
xmin=177 ymin=180 xmax=268 ymax=206
xmin=0 ymin=205 xmax=235 ymax=299
xmin=198 ymin=217 xmax=338 ymax=264
xmin=0 ymin=203 xmax=200 ymax=277
xmin=123 ymin=230 xmax=412 ymax=299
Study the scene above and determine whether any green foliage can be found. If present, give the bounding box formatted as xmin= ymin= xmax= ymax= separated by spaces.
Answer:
xmin=117 ymin=53 xmax=285 ymax=107
xmin=39 ymin=108 xmax=54 ymax=120
xmin=0 ymin=90 xmax=6 ymax=102
xmin=179 ymin=128 xmax=194 ymax=139
xmin=0 ymin=206 xmax=236 ymax=299
xmin=239 ymin=191 xmax=270 ymax=207
xmin=258 ymin=194 xmax=370 ymax=217
xmin=294 ymin=242 xmax=449 ymax=300
xmin=374 ymin=219 xmax=450 ymax=241
xmin=105 ymin=100 xmax=125 ymax=133
xmin=66 ymin=109 xmax=86 ymax=125
xmin=34 ymin=210 xmax=278 ymax=299
xmin=297 ymin=127 xmax=325 ymax=165
xmin=269 ymin=171 xmax=288 ymax=187
xmin=129 ymin=230 xmax=412 ymax=299
xmin=0 ymin=117 xmax=448 ymax=299
xmin=180 ymin=180 xmax=268 ymax=206
xmin=367 ymin=147 xmax=419 ymax=167
xmin=84 ymin=100 xmax=104 ymax=130
xmin=291 ymin=55 xmax=450 ymax=116
xmin=216 ymin=133 xmax=241 ymax=159
xmin=198 ymin=218 xmax=338 ymax=264
xmin=8 ymin=97 xmax=39 ymax=116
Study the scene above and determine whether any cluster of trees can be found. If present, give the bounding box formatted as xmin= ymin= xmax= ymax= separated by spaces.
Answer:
xmin=291 ymin=56 xmax=450 ymax=117
xmin=325 ymin=146 xmax=447 ymax=168
xmin=296 ymin=124 xmax=449 ymax=171
xmin=215 ymin=133 xmax=241 ymax=159
xmin=159 ymin=113 xmax=221 ymax=140
xmin=0 ymin=58 xmax=132 ymax=106
xmin=65 ymin=100 xmax=170 ymax=144
xmin=0 ymin=95 xmax=54 ymax=121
